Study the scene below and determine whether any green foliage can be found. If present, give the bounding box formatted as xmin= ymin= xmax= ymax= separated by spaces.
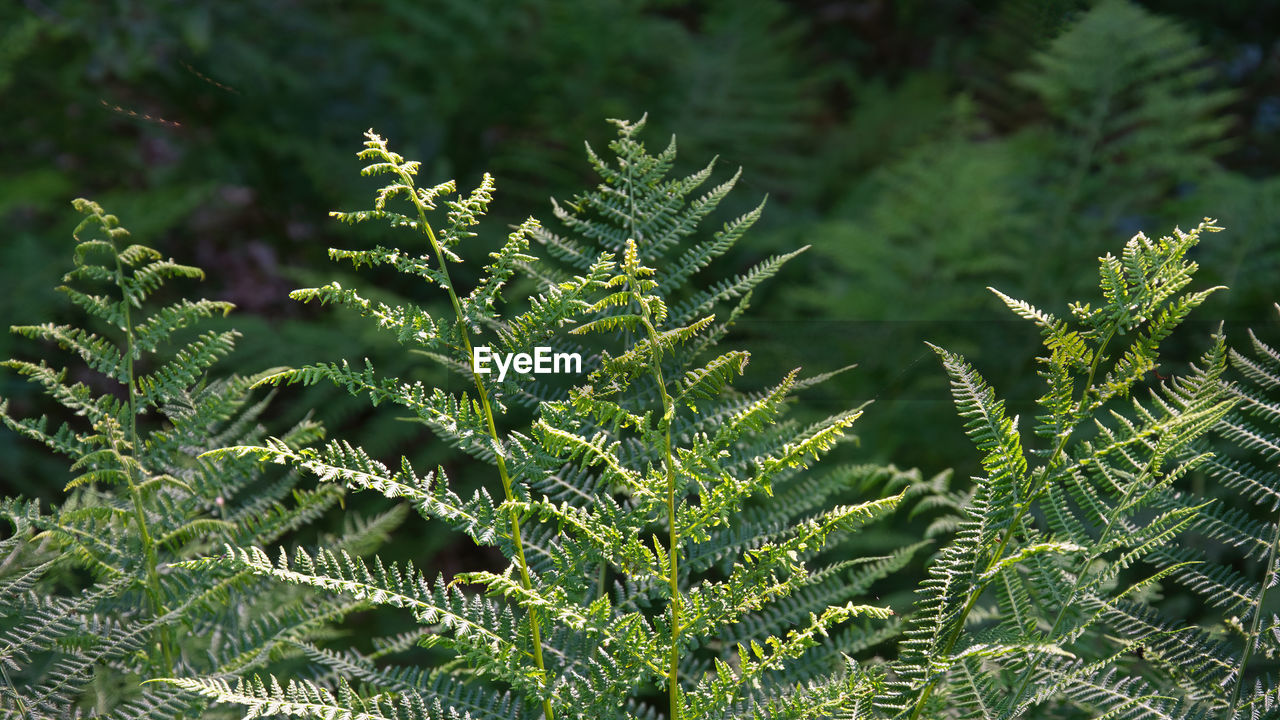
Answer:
xmin=0 ymin=119 xmax=1257 ymax=720
xmin=876 ymin=221 xmax=1280 ymax=719
xmin=1012 ymin=0 xmax=1238 ymax=289
xmin=166 ymin=121 xmax=915 ymax=719
xmin=0 ymin=201 xmax=384 ymax=718
xmin=7 ymin=0 xmax=1279 ymax=535
xmin=0 ymin=0 xmax=838 ymax=508
xmin=1196 ymin=305 xmax=1280 ymax=715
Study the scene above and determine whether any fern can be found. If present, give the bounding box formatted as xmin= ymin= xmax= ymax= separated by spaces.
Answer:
xmin=173 ymin=119 xmax=910 ymax=719
xmin=1184 ymin=304 xmax=1280 ymax=717
xmin=10 ymin=121 xmax=1274 ymax=720
xmin=1013 ymin=0 xmax=1237 ymax=290
xmin=881 ymin=220 xmax=1280 ymax=719
xmin=0 ymin=200 xmax=375 ymax=718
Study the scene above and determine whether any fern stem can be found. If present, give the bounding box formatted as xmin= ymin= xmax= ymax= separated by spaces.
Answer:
xmin=665 ymin=417 xmax=681 ymax=720
xmin=0 ymin=662 xmax=32 ymax=720
xmin=905 ymin=495 xmax=1035 ymax=719
xmin=114 ymin=249 xmax=174 ymax=675
xmin=615 ymin=135 xmax=682 ymax=719
xmin=1005 ymin=452 xmax=1157 ymax=713
xmin=639 ymin=307 xmax=681 ymax=720
xmin=1228 ymin=507 xmax=1280 ymax=716
xmin=400 ymin=173 xmax=555 ymax=720
xmin=1041 ymin=78 xmax=1112 ymax=284
xmin=595 ymin=560 xmax=608 ymax=602
xmin=1003 ymin=320 xmax=1163 ymax=711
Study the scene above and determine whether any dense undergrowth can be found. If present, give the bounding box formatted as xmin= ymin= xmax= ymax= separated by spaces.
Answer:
xmin=2 ymin=117 xmax=1278 ymax=719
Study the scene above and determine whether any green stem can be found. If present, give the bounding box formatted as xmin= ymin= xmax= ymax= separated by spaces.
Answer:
xmin=114 ymin=251 xmax=173 ymax=674
xmin=1 ymin=662 xmax=32 ymax=720
xmin=1229 ymin=509 xmax=1280 ymax=717
xmin=618 ymin=153 xmax=680 ymax=719
xmin=638 ymin=308 xmax=680 ymax=720
xmin=1004 ymin=452 xmax=1157 ymax=713
xmin=595 ymin=561 xmax=608 ymax=602
xmin=401 ymin=175 xmax=555 ymax=720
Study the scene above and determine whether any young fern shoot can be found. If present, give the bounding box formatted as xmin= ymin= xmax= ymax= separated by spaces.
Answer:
xmin=574 ymin=238 xmax=686 ymax=717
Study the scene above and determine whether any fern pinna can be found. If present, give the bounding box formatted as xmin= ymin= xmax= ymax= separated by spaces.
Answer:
xmin=1190 ymin=305 xmax=1280 ymax=717
xmin=0 ymin=200 xmax=381 ymax=719
xmin=168 ymin=119 xmax=909 ymax=719
xmin=885 ymin=221 xmax=1280 ymax=719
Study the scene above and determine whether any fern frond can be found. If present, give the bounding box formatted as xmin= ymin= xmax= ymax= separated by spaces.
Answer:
xmin=0 ymin=198 xmax=374 ymax=718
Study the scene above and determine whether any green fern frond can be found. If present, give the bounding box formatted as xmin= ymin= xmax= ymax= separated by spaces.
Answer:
xmin=163 ymin=122 xmax=909 ymax=720
xmin=895 ymin=219 xmax=1245 ymax=719
xmin=0 ymin=200 xmax=380 ymax=718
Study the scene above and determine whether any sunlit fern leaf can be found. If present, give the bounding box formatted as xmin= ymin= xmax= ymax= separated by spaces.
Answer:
xmin=889 ymin=219 xmax=1260 ymax=719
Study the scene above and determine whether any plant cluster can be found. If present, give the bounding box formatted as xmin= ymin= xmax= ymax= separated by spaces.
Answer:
xmin=1 ymin=119 xmax=1278 ymax=720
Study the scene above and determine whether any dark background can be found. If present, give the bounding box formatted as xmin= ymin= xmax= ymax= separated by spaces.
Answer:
xmin=2 ymin=0 xmax=1277 ymax=575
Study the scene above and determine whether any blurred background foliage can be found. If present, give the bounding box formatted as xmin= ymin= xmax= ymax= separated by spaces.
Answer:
xmin=2 ymin=0 xmax=1278 ymax=595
